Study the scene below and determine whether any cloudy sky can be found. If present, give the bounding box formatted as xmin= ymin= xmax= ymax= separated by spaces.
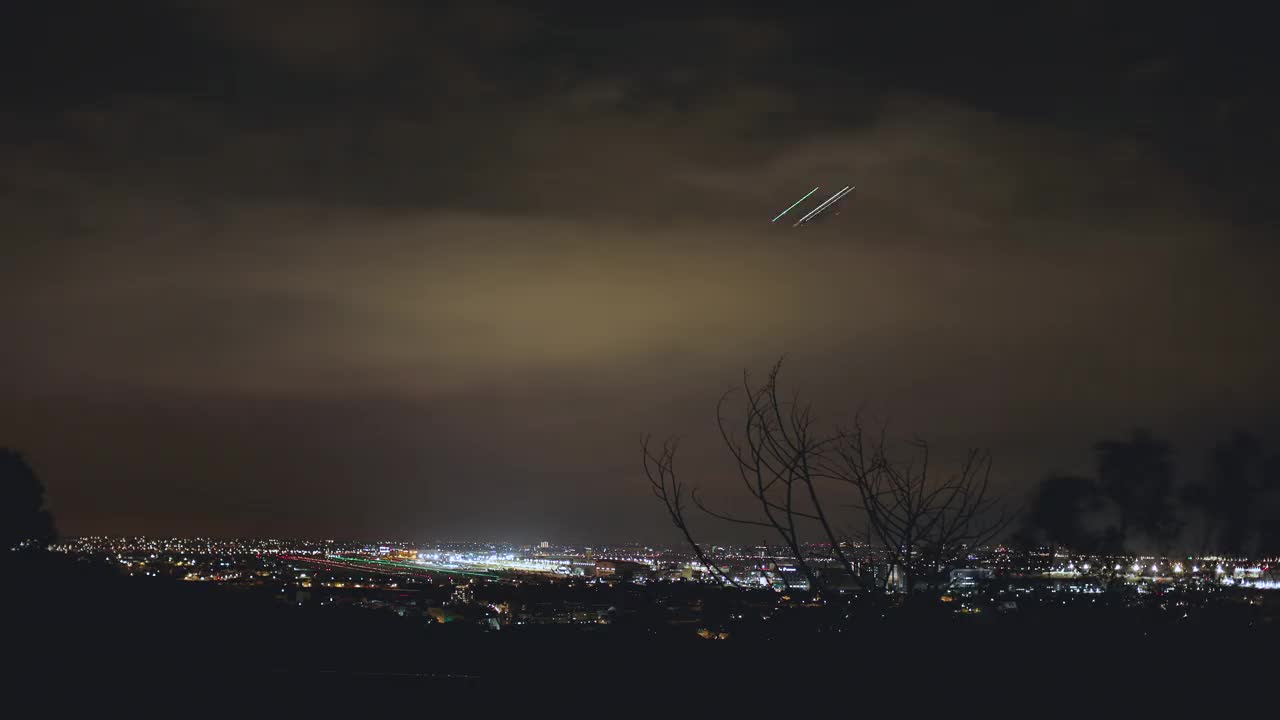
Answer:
xmin=3 ymin=2 xmax=1277 ymax=542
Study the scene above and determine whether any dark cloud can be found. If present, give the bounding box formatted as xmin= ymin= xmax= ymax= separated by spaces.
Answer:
xmin=2 ymin=1 xmax=1278 ymax=541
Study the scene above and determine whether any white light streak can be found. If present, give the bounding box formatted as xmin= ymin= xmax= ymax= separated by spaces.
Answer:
xmin=793 ymin=185 xmax=852 ymax=227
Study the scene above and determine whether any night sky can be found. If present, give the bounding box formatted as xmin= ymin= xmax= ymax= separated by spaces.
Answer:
xmin=3 ymin=2 xmax=1278 ymax=542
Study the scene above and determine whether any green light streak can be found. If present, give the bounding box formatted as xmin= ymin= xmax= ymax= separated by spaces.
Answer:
xmin=771 ymin=186 xmax=819 ymax=222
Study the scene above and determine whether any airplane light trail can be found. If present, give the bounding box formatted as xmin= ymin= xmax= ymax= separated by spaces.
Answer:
xmin=772 ymin=186 xmax=820 ymax=222
xmin=793 ymin=185 xmax=852 ymax=227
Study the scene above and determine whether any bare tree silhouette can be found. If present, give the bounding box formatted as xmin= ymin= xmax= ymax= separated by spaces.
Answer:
xmin=643 ymin=360 xmax=1014 ymax=596
xmin=701 ymin=362 xmax=859 ymax=595
xmin=642 ymin=436 xmax=741 ymax=587
xmin=833 ymin=425 xmax=1013 ymax=592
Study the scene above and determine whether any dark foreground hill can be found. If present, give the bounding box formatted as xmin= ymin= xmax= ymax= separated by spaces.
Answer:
xmin=6 ymin=554 xmax=1274 ymax=711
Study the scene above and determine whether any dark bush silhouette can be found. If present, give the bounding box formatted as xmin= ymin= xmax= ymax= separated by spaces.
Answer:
xmin=1095 ymin=429 xmax=1181 ymax=554
xmin=1020 ymin=474 xmax=1101 ymax=561
xmin=1 ymin=447 xmax=56 ymax=551
xmin=1260 ymin=455 xmax=1280 ymax=556
xmin=1181 ymin=431 xmax=1280 ymax=558
xmin=1023 ymin=430 xmax=1280 ymax=558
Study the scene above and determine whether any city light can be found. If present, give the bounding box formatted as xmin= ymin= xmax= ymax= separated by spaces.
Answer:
xmin=44 ymin=536 xmax=1280 ymax=634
